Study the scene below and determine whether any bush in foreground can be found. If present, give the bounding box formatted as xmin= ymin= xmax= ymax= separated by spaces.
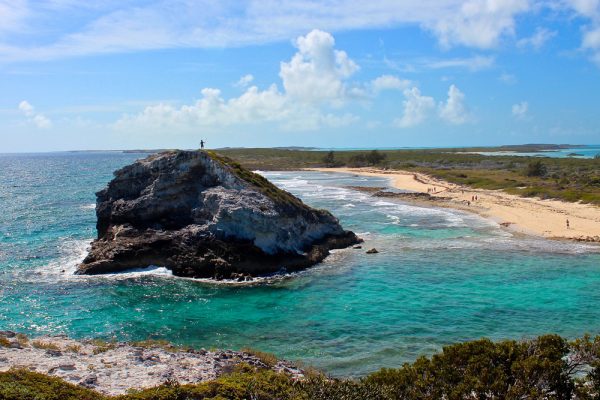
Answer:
xmin=2 ymin=334 xmax=600 ymax=399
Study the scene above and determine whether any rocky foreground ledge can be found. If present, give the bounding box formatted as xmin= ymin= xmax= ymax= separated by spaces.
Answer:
xmin=78 ymin=150 xmax=360 ymax=279
xmin=0 ymin=331 xmax=303 ymax=396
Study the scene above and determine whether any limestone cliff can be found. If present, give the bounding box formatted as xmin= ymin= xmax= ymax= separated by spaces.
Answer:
xmin=77 ymin=150 xmax=360 ymax=279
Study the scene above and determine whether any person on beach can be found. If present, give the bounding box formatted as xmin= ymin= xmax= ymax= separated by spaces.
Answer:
xmin=567 ymin=219 xmax=570 ymax=229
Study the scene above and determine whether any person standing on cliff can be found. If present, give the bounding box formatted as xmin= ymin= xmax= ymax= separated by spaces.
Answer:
xmin=200 ymin=140 xmax=205 ymax=149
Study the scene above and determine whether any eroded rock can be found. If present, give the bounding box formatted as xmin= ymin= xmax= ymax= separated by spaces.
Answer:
xmin=78 ymin=150 xmax=360 ymax=278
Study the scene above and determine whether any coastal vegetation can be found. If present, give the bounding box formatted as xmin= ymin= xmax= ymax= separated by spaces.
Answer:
xmin=216 ymin=148 xmax=600 ymax=205
xmin=206 ymin=150 xmax=306 ymax=209
xmin=3 ymin=334 xmax=600 ymax=399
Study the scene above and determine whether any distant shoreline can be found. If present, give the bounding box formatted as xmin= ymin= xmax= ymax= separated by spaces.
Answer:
xmin=307 ymin=167 xmax=600 ymax=243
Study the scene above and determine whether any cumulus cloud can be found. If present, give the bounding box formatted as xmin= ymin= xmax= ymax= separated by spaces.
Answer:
xmin=426 ymin=0 xmax=531 ymax=49
xmin=517 ymin=27 xmax=557 ymax=50
xmin=279 ymin=29 xmax=358 ymax=105
xmin=235 ymin=74 xmax=254 ymax=88
xmin=512 ymin=101 xmax=529 ymax=119
xmin=115 ymin=30 xmax=360 ymax=132
xmin=371 ymin=75 xmax=412 ymax=93
xmin=439 ymin=85 xmax=469 ymax=124
xmin=18 ymin=100 xmax=52 ymax=128
xmin=394 ymin=87 xmax=435 ymax=128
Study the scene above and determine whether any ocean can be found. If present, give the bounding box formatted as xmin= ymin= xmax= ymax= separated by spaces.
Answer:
xmin=1 ymin=151 xmax=600 ymax=377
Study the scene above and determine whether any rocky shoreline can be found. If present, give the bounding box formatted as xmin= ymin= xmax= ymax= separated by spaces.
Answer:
xmin=0 ymin=331 xmax=303 ymax=396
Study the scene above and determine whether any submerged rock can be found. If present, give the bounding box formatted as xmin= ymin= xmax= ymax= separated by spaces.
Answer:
xmin=77 ymin=150 xmax=360 ymax=278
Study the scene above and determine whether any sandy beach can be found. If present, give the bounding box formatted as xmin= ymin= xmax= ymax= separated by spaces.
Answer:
xmin=307 ymin=167 xmax=600 ymax=242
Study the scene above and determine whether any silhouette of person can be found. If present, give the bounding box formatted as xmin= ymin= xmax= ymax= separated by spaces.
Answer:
xmin=566 ymin=219 xmax=570 ymax=229
xmin=200 ymin=140 xmax=205 ymax=149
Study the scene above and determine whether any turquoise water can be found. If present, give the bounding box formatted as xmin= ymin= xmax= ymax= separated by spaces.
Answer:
xmin=1 ymin=152 xmax=600 ymax=376
xmin=314 ymin=145 xmax=600 ymax=158
xmin=462 ymin=145 xmax=600 ymax=158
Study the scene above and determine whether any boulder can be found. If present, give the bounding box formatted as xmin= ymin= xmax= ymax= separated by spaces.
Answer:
xmin=77 ymin=150 xmax=360 ymax=278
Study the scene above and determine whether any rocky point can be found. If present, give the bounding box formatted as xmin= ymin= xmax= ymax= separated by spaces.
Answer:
xmin=77 ymin=150 xmax=360 ymax=279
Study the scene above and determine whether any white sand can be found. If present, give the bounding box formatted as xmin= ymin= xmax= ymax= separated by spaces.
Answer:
xmin=308 ymin=167 xmax=600 ymax=241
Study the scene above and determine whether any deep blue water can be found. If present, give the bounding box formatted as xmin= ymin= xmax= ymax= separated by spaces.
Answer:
xmin=1 ymin=152 xmax=600 ymax=376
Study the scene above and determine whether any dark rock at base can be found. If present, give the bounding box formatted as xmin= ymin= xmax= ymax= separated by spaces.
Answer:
xmin=78 ymin=150 xmax=361 ymax=278
xmin=80 ymin=374 xmax=98 ymax=388
xmin=366 ymin=248 xmax=379 ymax=254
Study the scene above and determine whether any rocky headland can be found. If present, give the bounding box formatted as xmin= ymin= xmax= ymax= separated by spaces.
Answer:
xmin=78 ymin=150 xmax=360 ymax=279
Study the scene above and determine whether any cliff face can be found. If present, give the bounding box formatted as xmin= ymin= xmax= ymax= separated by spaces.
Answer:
xmin=77 ymin=150 xmax=360 ymax=279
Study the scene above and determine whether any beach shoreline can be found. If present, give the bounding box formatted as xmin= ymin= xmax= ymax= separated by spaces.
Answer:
xmin=306 ymin=167 xmax=600 ymax=243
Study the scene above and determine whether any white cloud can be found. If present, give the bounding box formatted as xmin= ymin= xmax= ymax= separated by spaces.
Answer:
xmin=425 ymin=55 xmax=495 ymax=71
xmin=426 ymin=0 xmax=531 ymax=49
xmin=499 ymin=72 xmax=517 ymax=84
xmin=512 ymin=101 xmax=529 ymax=119
xmin=566 ymin=0 xmax=600 ymax=17
xmin=0 ymin=0 xmax=535 ymax=62
xmin=18 ymin=100 xmax=52 ymax=128
xmin=582 ymin=26 xmax=600 ymax=49
xmin=235 ymin=74 xmax=254 ymax=88
xmin=439 ymin=84 xmax=469 ymax=124
xmin=371 ymin=75 xmax=412 ymax=93
xmin=115 ymin=85 xmax=286 ymax=129
xmin=394 ymin=87 xmax=435 ymax=128
xmin=115 ymin=30 xmax=360 ymax=132
xmin=279 ymin=29 xmax=358 ymax=105
xmin=565 ymin=0 xmax=600 ymax=66
xmin=517 ymin=27 xmax=557 ymax=49
xmin=0 ymin=0 xmax=29 ymax=36
xmin=18 ymin=100 xmax=34 ymax=116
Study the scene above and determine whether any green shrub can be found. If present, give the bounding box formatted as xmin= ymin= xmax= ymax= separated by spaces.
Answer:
xmin=31 ymin=340 xmax=60 ymax=351
xmin=322 ymin=151 xmax=335 ymax=166
xmin=525 ymin=160 xmax=548 ymax=177
xmin=0 ymin=369 xmax=105 ymax=400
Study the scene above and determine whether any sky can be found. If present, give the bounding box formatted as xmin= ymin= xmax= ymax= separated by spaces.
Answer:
xmin=2 ymin=1 xmax=600 ymax=152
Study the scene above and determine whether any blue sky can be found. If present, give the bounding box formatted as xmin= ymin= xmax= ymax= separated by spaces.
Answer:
xmin=2 ymin=1 xmax=600 ymax=152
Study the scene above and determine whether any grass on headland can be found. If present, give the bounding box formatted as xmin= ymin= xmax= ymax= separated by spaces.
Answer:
xmin=240 ymin=347 xmax=279 ymax=367
xmin=205 ymin=150 xmax=308 ymax=209
xmin=216 ymin=148 xmax=600 ymax=205
xmin=30 ymin=340 xmax=61 ymax=351
xmin=3 ymin=334 xmax=600 ymax=399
